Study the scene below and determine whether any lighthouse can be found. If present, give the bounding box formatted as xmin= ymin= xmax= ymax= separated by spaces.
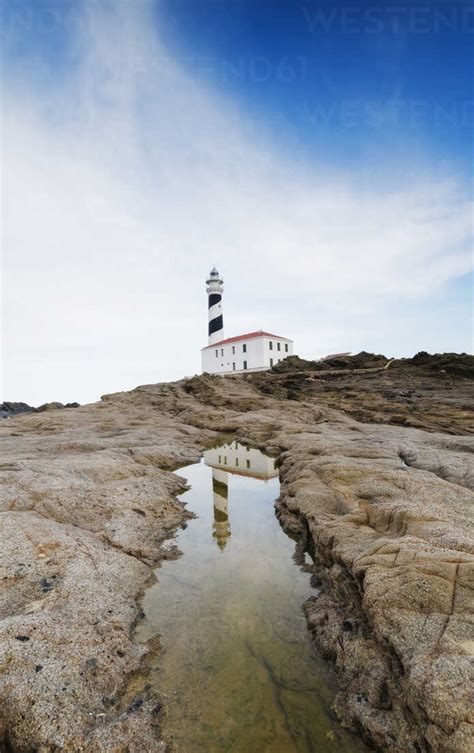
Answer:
xmin=201 ymin=266 xmax=294 ymax=374
xmin=211 ymin=468 xmax=231 ymax=551
xmin=206 ymin=267 xmax=224 ymax=345
xmin=203 ymin=440 xmax=279 ymax=551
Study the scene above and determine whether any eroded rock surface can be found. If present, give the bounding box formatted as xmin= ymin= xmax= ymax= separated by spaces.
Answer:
xmin=0 ymin=362 xmax=473 ymax=752
xmin=255 ymin=351 xmax=474 ymax=435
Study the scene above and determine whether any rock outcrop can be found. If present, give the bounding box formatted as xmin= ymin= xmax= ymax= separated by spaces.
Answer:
xmin=254 ymin=351 xmax=474 ymax=435
xmin=0 ymin=402 xmax=36 ymax=419
xmin=0 ymin=360 xmax=472 ymax=752
xmin=1 ymin=402 xmax=80 ymax=419
xmin=273 ymin=423 xmax=473 ymax=753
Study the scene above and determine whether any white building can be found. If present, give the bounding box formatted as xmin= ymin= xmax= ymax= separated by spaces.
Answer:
xmin=201 ymin=267 xmax=293 ymax=374
xmin=203 ymin=440 xmax=278 ymax=481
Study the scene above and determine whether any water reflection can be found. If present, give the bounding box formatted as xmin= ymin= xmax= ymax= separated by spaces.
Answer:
xmin=135 ymin=443 xmax=371 ymax=753
xmin=211 ymin=469 xmax=230 ymax=550
xmin=204 ymin=440 xmax=279 ymax=480
xmin=204 ymin=441 xmax=278 ymax=551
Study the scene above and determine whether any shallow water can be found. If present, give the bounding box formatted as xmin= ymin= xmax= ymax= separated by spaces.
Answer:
xmin=136 ymin=442 xmax=370 ymax=753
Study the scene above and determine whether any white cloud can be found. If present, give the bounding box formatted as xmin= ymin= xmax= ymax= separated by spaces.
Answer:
xmin=1 ymin=0 xmax=472 ymax=404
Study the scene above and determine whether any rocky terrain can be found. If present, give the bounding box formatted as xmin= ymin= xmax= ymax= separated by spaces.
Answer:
xmin=0 ymin=353 xmax=473 ymax=752
xmin=255 ymin=351 xmax=474 ymax=435
xmin=0 ymin=402 xmax=80 ymax=419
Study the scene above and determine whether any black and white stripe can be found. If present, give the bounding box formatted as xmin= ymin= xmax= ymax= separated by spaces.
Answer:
xmin=206 ymin=267 xmax=224 ymax=344
xmin=208 ymin=295 xmax=223 ymax=337
xmin=212 ymin=468 xmax=230 ymax=550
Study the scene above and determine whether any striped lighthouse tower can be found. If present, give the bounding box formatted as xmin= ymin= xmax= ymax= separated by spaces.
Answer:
xmin=206 ymin=267 xmax=224 ymax=345
xmin=211 ymin=468 xmax=231 ymax=550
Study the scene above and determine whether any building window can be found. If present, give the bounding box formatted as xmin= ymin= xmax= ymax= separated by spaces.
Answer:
xmin=232 ymin=346 xmax=235 ymax=354
xmin=215 ymin=350 xmax=218 ymax=357
xmin=221 ymin=348 xmax=224 ymax=356
xmin=235 ymin=442 xmax=238 ymax=449
xmin=246 ymin=446 xmax=250 ymax=452
xmin=269 ymin=341 xmax=273 ymax=350
xmin=246 ymin=459 xmax=250 ymax=469
xmin=270 ymin=358 xmax=273 ymax=367
xmin=232 ymin=362 xmax=236 ymax=370
xmin=242 ymin=343 xmax=247 ymax=353
xmin=277 ymin=342 xmax=281 ymax=351
xmin=224 ymin=456 xmax=227 ymax=465
xmin=218 ymin=455 xmax=221 ymax=463
xmin=235 ymin=458 xmax=239 ymax=467
xmin=285 ymin=343 xmax=289 ymax=352
xmin=243 ymin=360 xmax=247 ymax=370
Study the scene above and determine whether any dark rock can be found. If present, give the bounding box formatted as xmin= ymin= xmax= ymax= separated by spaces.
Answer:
xmin=0 ymin=402 xmax=36 ymax=419
xmin=272 ymin=351 xmax=389 ymax=373
xmin=127 ymin=697 xmax=144 ymax=713
xmin=411 ymin=351 xmax=474 ymax=377
xmin=271 ymin=350 xmax=474 ymax=379
xmin=379 ymin=681 xmax=392 ymax=710
xmin=1 ymin=400 xmax=79 ymax=419
xmin=36 ymin=402 xmax=65 ymax=412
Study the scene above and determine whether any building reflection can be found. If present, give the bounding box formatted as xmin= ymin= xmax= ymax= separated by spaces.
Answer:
xmin=203 ymin=441 xmax=278 ymax=551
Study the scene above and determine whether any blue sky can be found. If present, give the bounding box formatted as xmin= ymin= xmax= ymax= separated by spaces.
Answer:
xmin=4 ymin=0 xmax=472 ymax=171
xmin=156 ymin=0 xmax=473 ymax=175
xmin=1 ymin=0 xmax=473 ymax=403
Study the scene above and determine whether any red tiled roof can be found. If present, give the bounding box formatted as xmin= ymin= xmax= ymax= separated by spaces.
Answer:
xmin=202 ymin=330 xmax=292 ymax=350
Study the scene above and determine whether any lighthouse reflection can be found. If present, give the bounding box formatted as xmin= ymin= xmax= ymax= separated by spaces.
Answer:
xmin=203 ymin=441 xmax=279 ymax=550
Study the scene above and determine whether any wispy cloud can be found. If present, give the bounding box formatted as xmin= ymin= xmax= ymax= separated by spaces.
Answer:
xmin=2 ymin=0 xmax=472 ymax=403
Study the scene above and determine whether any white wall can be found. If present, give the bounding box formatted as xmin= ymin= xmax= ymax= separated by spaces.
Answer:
xmin=201 ymin=335 xmax=293 ymax=374
xmin=204 ymin=440 xmax=278 ymax=479
xmin=261 ymin=335 xmax=293 ymax=368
